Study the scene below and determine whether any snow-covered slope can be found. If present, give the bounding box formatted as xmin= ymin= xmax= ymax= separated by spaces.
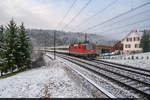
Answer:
xmin=0 ymin=56 xmax=93 ymax=98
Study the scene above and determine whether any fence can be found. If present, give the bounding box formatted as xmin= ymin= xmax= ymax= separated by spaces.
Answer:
xmin=99 ymin=52 xmax=150 ymax=60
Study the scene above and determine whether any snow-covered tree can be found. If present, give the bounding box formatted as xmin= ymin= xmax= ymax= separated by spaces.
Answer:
xmin=0 ymin=25 xmax=9 ymax=75
xmin=0 ymin=25 xmax=4 ymax=55
xmin=5 ymin=19 xmax=18 ymax=73
xmin=0 ymin=25 xmax=4 ymax=75
xmin=0 ymin=20 xmax=32 ymax=75
xmin=18 ymin=23 xmax=32 ymax=69
xmin=140 ymin=30 xmax=150 ymax=52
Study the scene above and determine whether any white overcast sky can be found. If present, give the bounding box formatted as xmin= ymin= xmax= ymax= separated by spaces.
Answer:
xmin=0 ymin=0 xmax=150 ymax=39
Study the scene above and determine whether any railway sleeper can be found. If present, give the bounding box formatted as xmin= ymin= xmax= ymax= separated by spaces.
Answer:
xmin=59 ymin=54 xmax=150 ymax=98
xmin=69 ymin=55 xmax=150 ymax=86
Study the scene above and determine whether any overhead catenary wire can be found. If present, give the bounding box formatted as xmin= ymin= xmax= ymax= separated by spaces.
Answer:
xmin=103 ymin=24 xmax=150 ymax=38
xmin=63 ymin=0 xmax=92 ymax=29
xmin=81 ymin=1 xmax=150 ymax=32
xmin=58 ymin=0 xmax=77 ymax=28
xmin=97 ymin=17 xmax=150 ymax=35
xmin=71 ymin=0 xmax=119 ymax=31
xmin=92 ymin=8 xmax=150 ymax=32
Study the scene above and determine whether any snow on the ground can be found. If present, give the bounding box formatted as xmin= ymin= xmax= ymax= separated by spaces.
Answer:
xmin=46 ymin=53 xmax=138 ymax=98
xmin=0 ymin=55 xmax=93 ymax=98
xmin=99 ymin=52 xmax=150 ymax=70
xmin=100 ymin=59 xmax=150 ymax=70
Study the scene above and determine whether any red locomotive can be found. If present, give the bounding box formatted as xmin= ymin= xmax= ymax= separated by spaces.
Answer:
xmin=69 ymin=43 xmax=97 ymax=58
xmin=49 ymin=43 xmax=97 ymax=59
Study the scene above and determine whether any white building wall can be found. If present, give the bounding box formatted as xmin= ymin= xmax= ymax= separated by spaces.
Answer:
xmin=121 ymin=31 xmax=143 ymax=54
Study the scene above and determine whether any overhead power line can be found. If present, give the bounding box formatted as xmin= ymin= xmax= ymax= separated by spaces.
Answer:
xmin=82 ymin=1 xmax=150 ymax=32
xmin=98 ymin=17 xmax=150 ymax=34
xmin=92 ymin=8 xmax=150 ymax=32
xmin=72 ymin=0 xmax=119 ymax=31
xmin=58 ymin=0 xmax=77 ymax=27
xmin=103 ymin=24 xmax=150 ymax=37
xmin=63 ymin=0 xmax=92 ymax=29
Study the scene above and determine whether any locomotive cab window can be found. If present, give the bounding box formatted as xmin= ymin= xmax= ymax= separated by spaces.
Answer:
xmin=86 ymin=44 xmax=96 ymax=50
xmin=92 ymin=44 xmax=96 ymax=49
xmin=78 ymin=45 xmax=80 ymax=49
xmin=86 ymin=44 xmax=92 ymax=50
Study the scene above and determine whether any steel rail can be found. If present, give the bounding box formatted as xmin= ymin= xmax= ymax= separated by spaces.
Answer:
xmin=46 ymin=54 xmax=115 ymax=98
xmin=95 ymin=59 xmax=150 ymax=74
xmin=92 ymin=59 xmax=150 ymax=78
xmin=57 ymin=54 xmax=150 ymax=98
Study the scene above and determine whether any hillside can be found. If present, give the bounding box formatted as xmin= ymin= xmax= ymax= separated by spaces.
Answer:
xmin=27 ymin=29 xmax=118 ymax=47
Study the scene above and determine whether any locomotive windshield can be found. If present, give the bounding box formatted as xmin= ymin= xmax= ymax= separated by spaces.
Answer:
xmin=86 ymin=44 xmax=96 ymax=50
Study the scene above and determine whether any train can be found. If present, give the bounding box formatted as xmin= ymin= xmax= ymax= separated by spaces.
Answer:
xmin=49 ymin=43 xmax=97 ymax=59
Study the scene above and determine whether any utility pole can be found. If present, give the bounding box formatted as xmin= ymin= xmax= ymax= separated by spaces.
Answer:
xmin=85 ymin=33 xmax=87 ymax=43
xmin=45 ymin=39 xmax=46 ymax=54
xmin=54 ymin=31 xmax=56 ymax=60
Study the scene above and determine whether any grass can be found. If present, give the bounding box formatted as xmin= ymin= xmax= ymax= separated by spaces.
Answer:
xmin=0 ymin=70 xmax=25 ymax=79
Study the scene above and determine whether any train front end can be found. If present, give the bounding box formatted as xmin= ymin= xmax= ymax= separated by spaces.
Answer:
xmin=85 ymin=43 xmax=97 ymax=58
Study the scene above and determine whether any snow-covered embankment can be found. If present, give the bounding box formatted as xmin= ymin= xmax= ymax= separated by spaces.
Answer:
xmin=0 ymin=55 xmax=93 ymax=98
xmin=99 ymin=52 xmax=150 ymax=69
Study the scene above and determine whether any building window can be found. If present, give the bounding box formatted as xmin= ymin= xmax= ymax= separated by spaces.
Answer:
xmin=134 ymin=37 xmax=140 ymax=41
xmin=126 ymin=38 xmax=128 ymax=42
xmin=135 ymin=44 xmax=139 ymax=48
xmin=125 ymin=44 xmax=131 ymax=48
xmin=134 ymin=37 xmax=136 ymax=41
xmin=129 ymin=44 xmax=131 ymax=48
xmin=138 ymin=37 xmax=140 ymax=41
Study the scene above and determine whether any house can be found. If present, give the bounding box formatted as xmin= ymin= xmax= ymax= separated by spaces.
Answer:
xmin=121 ymin=30 xmax=143 ymax=54
xmin=110 ymin=41 xmax=123 ymax=54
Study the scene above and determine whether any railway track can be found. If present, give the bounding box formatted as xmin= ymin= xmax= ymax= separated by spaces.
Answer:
xmin=46 ymin=54 xmax=115 ymax=98
xmin=91 ymin=59 xmax=150 ymax=84
xmin=93 ymin=59 xmax=150 ymax=77
xmin=55 ymin=54 xmax=150 ymax=98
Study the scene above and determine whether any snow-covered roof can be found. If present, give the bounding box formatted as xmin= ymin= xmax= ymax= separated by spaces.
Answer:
xmin=121 ymin=30 xmax=143 ymax=42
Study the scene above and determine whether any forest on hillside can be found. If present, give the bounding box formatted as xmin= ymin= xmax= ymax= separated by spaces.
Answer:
xmin=27 ymin=29 xmax=119 ymax=47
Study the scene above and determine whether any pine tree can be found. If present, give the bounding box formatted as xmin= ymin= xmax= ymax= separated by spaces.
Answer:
xmin=18 ymin=23 xmax=32 ymax=69
xmin=140 ymin=30 xmax=150 ymax=52
xmin=0 ymin=25 xmax=4 ymax=54
xmin=1 ymin=20 xmax=32 ymax=75
xmin=0 ymin=25 xmax=4 ymax=75
xmin=0 ymin=25 xmax=9 ymax=75
xmin=6 ymin=19 xmax=18 ymax=73
xmin=0 ymin=26 xmax=4 ymax=52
